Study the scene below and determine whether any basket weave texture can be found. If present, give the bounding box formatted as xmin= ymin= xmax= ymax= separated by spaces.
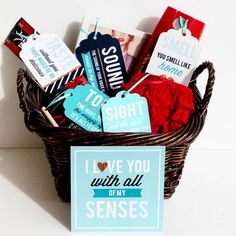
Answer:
xmin=16 ymin=61 xmax=215 ymax=202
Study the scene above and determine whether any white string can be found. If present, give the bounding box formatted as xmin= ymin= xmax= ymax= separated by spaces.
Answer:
xmin=122 ymin=74 xmax=150 ymax=97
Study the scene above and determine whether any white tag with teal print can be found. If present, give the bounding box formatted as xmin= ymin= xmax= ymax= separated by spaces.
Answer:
xmin=20 ymin=34 xmax=80 ymax=88
xmin=146 ymin=29 xmax=200 ymax=85
xmin=101 ymin=91 xmax=151 ymax=132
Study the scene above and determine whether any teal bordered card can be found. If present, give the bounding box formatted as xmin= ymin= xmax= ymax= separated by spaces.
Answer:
xmin=71 ymin=146 xmax=165 ymax=232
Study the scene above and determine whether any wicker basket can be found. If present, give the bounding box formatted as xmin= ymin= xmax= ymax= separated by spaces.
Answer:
xmin=16 ymin=61 xmax=215 ymax=202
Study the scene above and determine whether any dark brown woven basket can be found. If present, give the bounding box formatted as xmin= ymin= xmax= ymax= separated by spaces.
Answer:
xmin=16 ymin=61 xmax=215 ymax=202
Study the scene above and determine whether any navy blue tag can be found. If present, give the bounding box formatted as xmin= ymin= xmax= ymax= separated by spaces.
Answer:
xmin=75 ymin=32 xmax=128 ymax=97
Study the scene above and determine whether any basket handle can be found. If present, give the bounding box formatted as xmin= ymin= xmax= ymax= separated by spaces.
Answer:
xmin=189 ymin=61 xmax=215 ymax=117
xmin=16 ymin=68 xmax=33 ymax=132
xmin=17 ymin=68 xmax=28 ymax=113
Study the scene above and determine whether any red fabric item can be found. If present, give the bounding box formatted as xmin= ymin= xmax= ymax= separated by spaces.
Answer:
xmin=123 ymin=73 xmax=195 ymax=133
xmin=64 ymin=75 xmax=88 ymax=89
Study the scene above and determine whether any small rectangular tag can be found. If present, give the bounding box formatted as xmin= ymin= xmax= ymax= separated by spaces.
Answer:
xmin=146 ymin=29 xmax=200 ymax=85
xmin=63 ymin=84 xmax=109 ymax=132
xmin=101 ymin=91 xmax=151 ymax=132
xmin=19 ymin=34 xmax=80 ymax=88
xmin=75 ymin=32 xmax=128 ymax=97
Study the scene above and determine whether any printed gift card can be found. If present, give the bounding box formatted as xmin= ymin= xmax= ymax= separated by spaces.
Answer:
xmin=101 ymin=91 xmax=151 ymax=132
xmin=71 ymin=146 xmax=165 ymax=232
xmin=145 ymin=28 xmax=200 ymax=85
xmin=75 ymin=32 xmax=128 ymax=97
xmin=63 ymin=84 xmax=109 ymax=132
xmin=76 ymin=16 xmax=150 ymax=74
xmin=20 ymin=34 xmax=81 ymax=89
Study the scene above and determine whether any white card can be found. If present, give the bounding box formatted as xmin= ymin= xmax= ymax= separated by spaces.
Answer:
xmin=146 ymin=29 xmax=200 ymax=85
xmin=20 ymin=34 xmax=80 ymax=88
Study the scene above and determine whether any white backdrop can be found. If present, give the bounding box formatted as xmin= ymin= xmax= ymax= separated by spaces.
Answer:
xmin=0 ymin=0 xmax=235 ymax=148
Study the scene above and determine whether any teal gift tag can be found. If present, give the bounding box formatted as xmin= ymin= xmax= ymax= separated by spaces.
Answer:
xmin=101 ymin=91 xmax=151 ymax=132
xmin=63 ymin=84 xmax=109 ymax=132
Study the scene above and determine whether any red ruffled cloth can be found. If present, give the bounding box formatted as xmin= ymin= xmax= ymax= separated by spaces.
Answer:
xmin=64 ymin=75 xmax=88 ymax=89
xmin=123 ymin=73 xmax=195 ymax=133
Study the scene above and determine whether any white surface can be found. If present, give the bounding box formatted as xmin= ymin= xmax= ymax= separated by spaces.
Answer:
xmin=0 ymin=0 xmax=236 ymax=148
xmin=0 ymin=148 xmax=235 ymax=235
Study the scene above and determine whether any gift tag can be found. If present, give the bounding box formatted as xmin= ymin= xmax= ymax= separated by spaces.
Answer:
xmin=101 ymin=91 xmax=151 ymax=132
xmin=20 ymin=34 xmax=80 ymax=88
xmin=146 ymin=28 xmax=200 ymax=85
xmin=63 ymin=84 xmax=109 ymax=132
xmin=75 ymin=32 xmax=128 ymax=97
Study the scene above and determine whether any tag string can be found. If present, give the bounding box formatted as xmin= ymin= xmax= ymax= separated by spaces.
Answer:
xmin=179 ymin=16 xmax=188 ymax=35
xmin=122 ymin=74 xmax=150 ymax=97
xmin=46 ymin=92 xmax=72 ymax=109
xmin=33 ymin=29 xmax=37 ymax=40
xmin=80 ymin=17 xmax=100 ymax=39
xmin=80 ymin=28 xmax=89 ymax=35
xmin=93 ymin=17 xmax=100 ymax=39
